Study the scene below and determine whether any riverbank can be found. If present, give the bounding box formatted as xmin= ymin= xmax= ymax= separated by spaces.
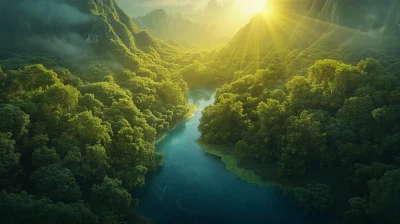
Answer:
xmin=197 ymin=140 xmax=354 ymax=221
xmin=135 ymin=88 xmax=335 ymax=224
xmin=155 ymin=104 xmax=198 ymax=144
xmin=197 ymin=140 xmax=281 ymax=188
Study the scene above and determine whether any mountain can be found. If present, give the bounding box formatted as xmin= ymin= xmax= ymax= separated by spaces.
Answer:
xmin=0 ymin=0 xmax=180 ymax=72
xmin=196 ymin=1 xmax=400 ymax=223
xmin=301 ymin=0 xmax=400 ymax=33
xmin=133 ymin=9 xmax=172 ymax=37
xmin=195 ymin=0 xmax=400 ymax=224
xmin=0 ymin=1 xmax=192 ymax=223
xmin=133 ymin=9 xmax=229 ymax=46
xmin=217 ymin=0 xmax=400 ymax=77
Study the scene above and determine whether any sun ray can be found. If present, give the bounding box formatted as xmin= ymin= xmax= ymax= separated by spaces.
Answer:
xmin=224 ymin=0 xmax=379 ymax=76
xmin=236 ymin=0 xmax=268 ymax=16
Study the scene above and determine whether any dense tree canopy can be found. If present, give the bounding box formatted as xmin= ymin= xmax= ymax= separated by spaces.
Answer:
xmin=294 ymin=183 xmax=334 ymax=214
xmin=1 ymin=0 xmax=400 ymax=223
xmin=0 ymin=53 xmax=189 ymax=222
xmin=0 ymin=191 xmax=98 ymax=224
xmin=199 ymin=58 xmax=400 ymax=223
xmin=0 ymin=0 xmax=191 ymax=219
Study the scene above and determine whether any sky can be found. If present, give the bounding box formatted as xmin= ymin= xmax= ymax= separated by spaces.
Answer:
xmin=116 ymin=0 xmax=267 ymax=17
xmin=116 ymin=0 xmax=268 ymax=40
xmin=116 ymin=0 xmax=207 ymax=16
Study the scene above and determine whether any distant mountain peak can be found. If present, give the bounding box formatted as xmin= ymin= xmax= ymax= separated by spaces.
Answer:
xmin=133 ymin=8 xmax=229 ymax=46
xmin=0 ymin=0 xmax=166 ymax=70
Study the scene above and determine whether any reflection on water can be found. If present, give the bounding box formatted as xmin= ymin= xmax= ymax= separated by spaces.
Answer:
xmin=133 ymin=88 xmax=333 ymax=224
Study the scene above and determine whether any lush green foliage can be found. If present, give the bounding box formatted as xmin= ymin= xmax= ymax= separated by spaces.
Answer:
xmin=199 ymin=58 xmax=400 ymax=222
xmin=0 ymin=0 xmax=194 ymax=223
xmin=197 ymin=2 xmax=400 ymax=222
xmin=0 ymin=58 xmax=189 ymax=222
xmin=1 ymin=0 xmax=400 ymax=223
xmin=294 ymin=184 xmax=334 ymax=214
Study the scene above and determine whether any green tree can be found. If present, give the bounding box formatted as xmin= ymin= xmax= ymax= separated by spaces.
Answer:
xmin=336 ymin=96 xmax=376 ymax=142
xmin=29 ymin=164 xmax=81 ymax=203
xmin=199 ymin=94 xmax=247 ymax=144
xmin=12 ymin=64 xmax=61 ymax=92
xmin=0 ymin=133 xmax=20 ymax=189
xmin=367 ymin=169 xmax=400 ymax=223
xmin=69 ymin=111 xmax=111 ymax=145
xmin=256 ymin=99 xmax=286 ymax=157
xmin=345 ymin=169 xmax=400 ymax=223
xmin=105 ymin=98 xmax=156 ymax=142
xmin=157 ymin=81 xmax=186 ymax=105
xmin=53 ymin=67 xmax=83 ymax=87
xmin=351 ymin=163 xmax=397 ymax=194
xmin=344 ymin=196 xmax=370 ymax=223
xmin=62 ymin=145 xmax=110 ymax=185
xmin=279 ymin=111 xmax=327 ymax=176
xmin=109 ymin=127 xmax=146 ymax=170
xmin=79 ymin=82 xmax=131 ymax=106
xmin=78 ymin=94 xmax=104 ymax=117
xmin=84 ymin=144 xmax=110 ymax=180
xmin=0 ymin=104 xmax=30 ymax=139
xmin=32 ymin=147 xmax=59 ymax=170
xmin=0 ymin=66 xmax=7 ymax=101
xmin=0 ymin=191 xmax=98 ymax=224
xmin=294 ymin=183 xmax=334 ymax=214
xmin=38 ymin=84 xmax=79 ymax=116
xmin=90 ymin=176 xmax=132 ymax=222
xmin=285 ymin=76 xmax=315 ymax=113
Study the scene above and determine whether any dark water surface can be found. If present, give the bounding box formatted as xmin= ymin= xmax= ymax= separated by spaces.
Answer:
xmin=134 ymin=88 xmax=333 ymax=224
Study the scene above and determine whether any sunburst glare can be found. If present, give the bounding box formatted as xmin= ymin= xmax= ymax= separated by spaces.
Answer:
xmin=236 ymin=0 xmax=268 ymax=15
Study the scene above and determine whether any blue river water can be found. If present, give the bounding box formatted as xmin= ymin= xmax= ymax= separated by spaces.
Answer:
xmin=133 ymin=88 xmax=333 ymax=224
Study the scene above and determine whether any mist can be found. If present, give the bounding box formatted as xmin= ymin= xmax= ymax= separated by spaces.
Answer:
xmin=0 ymin=0 xmax=98 ymax=59
xmin=29 ymin=33 xmax=94 ymax=59
xmin=19 ymin=0 xmax=95 ymax=25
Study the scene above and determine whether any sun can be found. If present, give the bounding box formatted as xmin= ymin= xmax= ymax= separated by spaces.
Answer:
xmin=236 ymin=0 xmax=268 ymax=15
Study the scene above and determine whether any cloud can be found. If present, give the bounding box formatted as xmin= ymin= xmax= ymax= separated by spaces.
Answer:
xmin=204 ymin=0 xmax=235 ymax=11
xmin=29 ymin=33 xmax=94 ymax=59
xmin=117 ymin=0 xmax=237 ymax=16
xmin=137 ymin=0 xmax=198 ymax=7
xmin=19 ymin=0 xmax=95 ymax=25
xmin=13 ymin=0 xmax=96 ymax=59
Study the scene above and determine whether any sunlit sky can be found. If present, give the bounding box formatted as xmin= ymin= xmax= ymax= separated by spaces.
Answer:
xmin=236 ymin=0 xmax=267 ymax=15
xmin=116 ymin=0 xmax=267 ymax=17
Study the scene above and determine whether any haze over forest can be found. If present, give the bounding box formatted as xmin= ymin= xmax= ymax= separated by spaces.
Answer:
xmin=0 ymin=0 xmax=399 ymax=224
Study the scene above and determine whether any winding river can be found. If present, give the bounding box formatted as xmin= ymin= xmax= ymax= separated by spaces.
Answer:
xmin=134 ymin=88 xmax=333 ymax=224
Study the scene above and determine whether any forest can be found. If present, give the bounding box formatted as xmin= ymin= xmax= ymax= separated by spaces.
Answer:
xmin=0 ymin=0 xmax=193 ymax=223
xmin=197 ymin=0 xmax=400 ymax=223
xmin=0 ymin=0 xmax=399 ymax=223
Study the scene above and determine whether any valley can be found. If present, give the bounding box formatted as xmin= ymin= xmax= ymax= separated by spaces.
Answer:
xmin=0 ymin=0 xmax=399 ymax=224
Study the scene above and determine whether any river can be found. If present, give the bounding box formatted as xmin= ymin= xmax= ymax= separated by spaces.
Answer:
xmin=134 ymin=88 xmax=333 ymax=224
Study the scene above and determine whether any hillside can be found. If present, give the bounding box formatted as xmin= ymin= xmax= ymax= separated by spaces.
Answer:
xmin=1 ymin=0 xmax=400 ymax=223
xmin=133 ymin=9 xmax=228 ymax=46
xmin=179 ymin=0 xmax=400 ymax=86
xmin=0 ymin=1 xmax=193 ymax=223
xmin=0 ymin=0 xmax=193 ymax=72
xmin=196 ymin=1 xmax=400 ymax=223
xmin=219 ymin=0 xmax=400 ymax=76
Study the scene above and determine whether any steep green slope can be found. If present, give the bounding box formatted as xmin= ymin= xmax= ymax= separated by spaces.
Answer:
xmin=0 ymin=0 xmax=192 ymax=72
xmin=222 ymin=0 xmax=400 ymax=75
xmin=0 ymin=1 xmax=194 ymax=223
xmin=181 ymin=0 xmax=400 ymax=86
xmin=197 ymin=1 xmax=400 ymax=223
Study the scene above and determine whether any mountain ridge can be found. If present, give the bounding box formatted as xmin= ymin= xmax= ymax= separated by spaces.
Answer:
xmin=217 ymin=0 xmax=400 ymax=77
xmin=133 ymin=8 xmax=231 ymax=46
xmin=0 ymin=0 xmax=175 ymax=72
